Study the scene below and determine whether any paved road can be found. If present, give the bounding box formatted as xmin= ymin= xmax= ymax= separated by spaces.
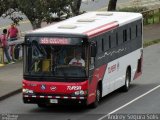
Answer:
xmin=0 ymin=44 xmax=160 ymax=120
xmin=0 ymin=1 xmax=160 ymax=120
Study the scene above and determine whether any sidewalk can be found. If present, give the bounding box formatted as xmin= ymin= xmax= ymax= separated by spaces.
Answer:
xmin=0 ymin=23 xmax=160 ymax=101
xmin=0 ymin=61 xmax=22 ymax=101
xmin=143 ymin=23 xmax=160 ymax=41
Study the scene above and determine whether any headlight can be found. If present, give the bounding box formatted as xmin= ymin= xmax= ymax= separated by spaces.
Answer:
xmin=22 ymin=89 xmax=34 ymax=94
xmin=74 ymin=90 xmax=87 ymax=96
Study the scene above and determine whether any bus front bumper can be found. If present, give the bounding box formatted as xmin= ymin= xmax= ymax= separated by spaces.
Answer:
xmin=23 ymin=95 xmax=87 ymax=105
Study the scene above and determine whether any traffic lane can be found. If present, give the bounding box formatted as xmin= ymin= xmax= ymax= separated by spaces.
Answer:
xmin=0 ymin=84 xmax=159 ymax=120
xmin=1 ymin=44 xmax=160 ymax=120
xmin=0 ymin=93 xmax=91 ymax=120
xmin=115 ymin=86 xmax=160 ymax=114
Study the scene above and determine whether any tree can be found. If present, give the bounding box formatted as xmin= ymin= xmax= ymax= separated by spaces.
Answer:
xmin=0 ymin=0 xmax=23 ymax=25
xmin=46 ymin=0 xmax=72 ymax=22
xmin=0 ymin=0 xmax=81 ymax=29
xmin=70 ymin=0 xmax=82 ymax=16
xmin=0 ymin=0 xmax=16 ymax=17
xmin=108 ymin=0 xmax=117 ymax=11
xmin=0 ymin=0 xmax=8 ymax=16
xmin=16 ymin=0 xmax=72 ymax=29
xmin=15 ymin=0 xmax=49 ymax=29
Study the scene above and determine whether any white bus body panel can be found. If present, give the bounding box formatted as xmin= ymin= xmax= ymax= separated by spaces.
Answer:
xmin=102 ymin=49 xmax=142 ymax=97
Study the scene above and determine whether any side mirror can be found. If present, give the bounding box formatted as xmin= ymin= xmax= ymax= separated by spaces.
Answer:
xmin=91 ymin=44 xmax=97 ymax=57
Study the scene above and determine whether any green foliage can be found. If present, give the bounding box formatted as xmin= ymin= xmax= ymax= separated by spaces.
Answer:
xmin=0 ymin=0 xmax=74 ymax=29
xmin=143 ymin=11 xmax=160 ymax=25
xmin=0 ymin=0 xmax=16 ymax=16
xmin=16 ymin=0 xmax=74 ymax=29
xmin=117 ymin=7 xmax=147 ymax=12
xmin=144 ymin=39 xmax=160 ymax=47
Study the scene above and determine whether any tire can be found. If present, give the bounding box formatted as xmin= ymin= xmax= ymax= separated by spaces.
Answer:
xmin=89 ymin=86 xmax=101 ymax=108
xmin=121 ymin=69 xmax=131 ymax=92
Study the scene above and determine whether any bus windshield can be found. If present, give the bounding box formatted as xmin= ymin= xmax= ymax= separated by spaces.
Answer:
xmin=24 ymin=36 xmax=89 ymax=78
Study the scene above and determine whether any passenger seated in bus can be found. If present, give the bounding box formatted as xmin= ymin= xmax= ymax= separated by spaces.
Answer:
xmin=69 ymin=50 xmax=85 ymax=67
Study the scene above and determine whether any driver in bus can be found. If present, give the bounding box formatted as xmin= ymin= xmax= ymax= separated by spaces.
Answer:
xmin=69 ymin=50 xmax=85 ymax=67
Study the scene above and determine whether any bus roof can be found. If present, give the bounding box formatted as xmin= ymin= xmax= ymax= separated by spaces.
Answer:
xmin=30 ymin=12 xmax=142 ymax=38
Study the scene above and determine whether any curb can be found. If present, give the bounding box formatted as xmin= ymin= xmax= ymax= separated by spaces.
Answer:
xmin=0 ymin=88 xmax=22 ymax=101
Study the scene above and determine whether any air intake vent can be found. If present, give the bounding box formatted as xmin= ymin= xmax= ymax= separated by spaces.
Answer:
xmin=58 ymin=25 xmax=77 ymax=29
xmin=96 ymin=12 xmax=113 ymax=16
xmin=77 ymin=18 xmax=95 ymax=22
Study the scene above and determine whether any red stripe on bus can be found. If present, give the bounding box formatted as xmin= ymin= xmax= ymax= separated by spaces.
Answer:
xmin=87 ymin=64 xmax=107 ymax=105
xmin=133 ymin=52 xmax=143 ymax=80
xmin=84 ymin=21 xmax=119 ymax=38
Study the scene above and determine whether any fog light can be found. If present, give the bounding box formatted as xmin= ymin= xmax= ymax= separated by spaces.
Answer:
xmin=23 ymin=89 xmax=34 ymax=94
xmin=74 ymin=90 xmax=87 ymax=96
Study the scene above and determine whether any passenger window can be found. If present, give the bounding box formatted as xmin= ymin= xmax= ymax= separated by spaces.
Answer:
xmin=104 ymin=34 xmax=110 ymax=51
xmin=123 ymin=29 xmax=127 ymax=42
xmin=131 ymin=25 xmax=136 ymax=39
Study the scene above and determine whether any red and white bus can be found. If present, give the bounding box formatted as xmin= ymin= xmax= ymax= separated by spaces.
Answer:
xmin=22 ymin=12 xmax=143 ymax=108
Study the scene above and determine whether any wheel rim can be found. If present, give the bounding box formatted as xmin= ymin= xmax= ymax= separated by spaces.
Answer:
xmin=126 ymin=72 xmax=130 ymax=88
xmin=96 ymin=89 xmax=100 ymax=102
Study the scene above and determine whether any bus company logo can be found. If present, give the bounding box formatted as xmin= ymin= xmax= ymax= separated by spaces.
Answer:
xmin=67 ymin=86 xmax=81 ymax=90
xmin=41 ymin=84 xmax=46 ymax=90
xmin=50 ymin=86 xmax=57 ymax=91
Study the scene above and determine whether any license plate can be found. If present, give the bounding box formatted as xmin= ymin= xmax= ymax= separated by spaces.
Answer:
xmin=50 ymin=99 xmax=58 ymax=104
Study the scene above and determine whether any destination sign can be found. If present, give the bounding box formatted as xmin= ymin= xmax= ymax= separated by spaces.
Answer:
xmin=40 ymin=38 xmax=70 ymax=45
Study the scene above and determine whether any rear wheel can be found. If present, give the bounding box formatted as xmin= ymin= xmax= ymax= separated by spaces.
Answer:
xmin=122 ymin=69 xmax=131 ymax=92
xmin=89 ymin=86 xmax=101 ymax=108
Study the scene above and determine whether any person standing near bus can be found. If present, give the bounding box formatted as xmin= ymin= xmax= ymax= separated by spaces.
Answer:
xmin=7 ymin=23 xmax=19 ymax=41
xmin=0 ymin=29 xmax=15 ymax=64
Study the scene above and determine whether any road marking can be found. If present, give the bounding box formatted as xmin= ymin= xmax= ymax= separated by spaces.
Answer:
xmin=98 ymin=84 xmax=160 ymax=120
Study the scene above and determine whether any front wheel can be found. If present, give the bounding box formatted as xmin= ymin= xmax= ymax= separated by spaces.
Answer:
xmin=89 ymin=86 xmax=101 ymax=108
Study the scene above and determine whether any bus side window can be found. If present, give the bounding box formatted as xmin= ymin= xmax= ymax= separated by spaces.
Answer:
xmin=118 ymin=29 xmax=123 ymax=45
xmin=123 ymin=29 xmax=127 ymax=42
xmin=91 ymin=42 xmax=97 ymax=57
xmin=90 ymin=42 xmax=96 ymax=70
xmin=131 ymin=24 xmax=136 ymax=39
xmin=137 ymin=22 xmax=142 ymax=37
xmin=97 ymin=38 xmax=102 ymax=54
xmin=111 ymin=31 xmax=116 ymax=48
xmin=116 ymin=32 xmax=118 ymax=45
xmin=90 ymin=57 xmax=95 ymax=66
xmin=104 ymin=34 xmax=110 ymax=51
